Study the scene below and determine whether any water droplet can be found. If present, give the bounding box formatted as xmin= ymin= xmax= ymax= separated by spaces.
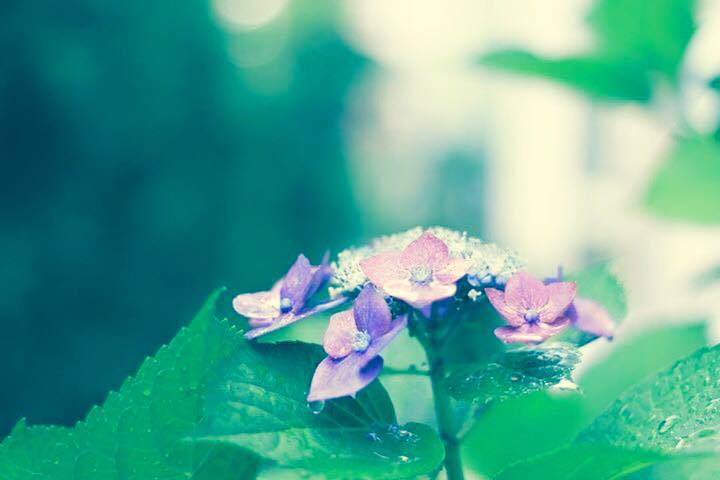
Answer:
xmin=658 ymin=415 xmax=680 ymax=434
xmin=308 ymin=400 xmax=325 ymax=414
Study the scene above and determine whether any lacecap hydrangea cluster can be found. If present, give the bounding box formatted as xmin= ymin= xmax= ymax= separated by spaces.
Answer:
xmin=232 ymin=227 xmax=615 ymax=402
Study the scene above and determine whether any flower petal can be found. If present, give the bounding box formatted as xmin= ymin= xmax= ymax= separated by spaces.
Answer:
xmin=281 ymin=254 xmax=315 ymax=313
xmin=353 ymin=284 xmax=392 ymax=339
xmin=484 ymin=288 xmax=524 ymax=326
xmin=307 ymin=356 xmax=384 ymax=403
xmin=399 ymin=232 xmax=450 ymax=271
xmin=504 ymin=271 xmax=549 ymax=310
xmin=307 ymin=315 xmax=407 ymax=402
xmin=569 ymin=298 xmax=615 ymax=338
xmin=232 ymin=291 xmax=280 ymax=319
xmin=383 ymin=280 xmax=456 ymax=309
xmin=539 ymin=281 xmax=577 ymax=324
xmin=244 ymin=296 xmax=348 ymax=340
xmin=360 ymin=251 xmax=405 ymax=290
xmin=323 ymin=310 xmax=357 ymax=359
xmin=306 ymin=251 xmax=332 ymax=299
xmin=434 ymin=257 xmax=472 ymax=284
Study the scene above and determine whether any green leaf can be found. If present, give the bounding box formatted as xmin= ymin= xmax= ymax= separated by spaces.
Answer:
xmin=446 ymin=343 xmax=581 ymax=404
xmin=552 ymin=262 xmax=627 ymax=346
xmin=567 ymin=262 xmax=627 ymax=322
xmin=491 ymin=335 xmax=717 ymax=480
xmin=462 ymin=323 xmax=707 ymax=477
xmin=588 ymin=0 xmax=696 ymax=82
xmin=709 ymin=75 xmax=720 ymax=92
xmin=480 ymin=0 xmax=696 ymax=101
xmin=645 ymin=137 xmax=720 ymax=224
xmin=495 ymin=444 xmax=666 ymax=480
xmin=481 ymin=51 xmax=652 ymax=102
xmin=195 ymin=341 xmax=444 ymax=479
xmin=578 ymin=344 xmax=720 ymax=453
xmin=0 ymin=289 xmax=261 ymax=479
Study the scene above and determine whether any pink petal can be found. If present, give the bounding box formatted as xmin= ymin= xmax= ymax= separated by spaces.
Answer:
xmin=504 ymin=271 xmax=550 ymax=311
xmin=360 ymin=251 xmax=405 ymax=290
xmin=399 ymin=232 xmax=450 ymax=271
xmin=484 ymin=288 xmax=525 ymax=326
xmin=244 ymin=296 xmax=348 ymax=340
xmin=353 ymin=284 xmax=392 ymax=339
xmin=322 ymin=310 xmax=357 ymax=359
xmin=570 ymin=298 xmax=615 ymax=338
xmin=539 ymin=282 xmax=577 ymax=324
xmin=232 ymin=291 xmax=280 ymax=319
xmin=434 ymin=257 xmax=473 ymax=284
xmin=383 ymin=280 xmax=456 ymax=309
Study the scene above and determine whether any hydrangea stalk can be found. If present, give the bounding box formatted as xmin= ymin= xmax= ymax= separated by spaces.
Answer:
xmin=232 ymin=227 xmax=618 ymax=480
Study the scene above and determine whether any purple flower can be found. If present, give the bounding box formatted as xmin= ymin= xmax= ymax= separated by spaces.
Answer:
xmin=359 ymin=232 xmax=471 ymax=310
xmin=545 ymin=267 xmax=615 ymax=339
xmin=485 ymin=271 xmax=576 ymax=344
xmin=233 ymin=253 xmax=346 ymax=339
xmin=307 ymin=284 xmax=407 ymax=402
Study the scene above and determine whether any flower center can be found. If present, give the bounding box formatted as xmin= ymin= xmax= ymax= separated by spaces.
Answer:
xmin=524 ymin=309 xmax=540 ymax=323
xmin=351 ymin=330 xmax=372 ymax=352
xmin=409 ymin=265 xmax=433 ymax=285
xmin=279 ymin=297 xmax=293 ymax=313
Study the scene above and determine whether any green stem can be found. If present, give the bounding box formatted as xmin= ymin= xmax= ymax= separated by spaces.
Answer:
xmin=420 ymin=317 xmax=465 ymax=480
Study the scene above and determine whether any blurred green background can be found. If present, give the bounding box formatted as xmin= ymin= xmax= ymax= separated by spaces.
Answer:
xmin=0 ymin=0 xmax=370 ymax=435
xmin=1 ymin=5 xmax=720 ymax=478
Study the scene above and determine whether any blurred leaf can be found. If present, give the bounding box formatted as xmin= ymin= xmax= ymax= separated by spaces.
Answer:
xmin=463 ymin=323 xmax=707 ymax=477
xmin=578 ymin=344 xmax=720 ymax=453
xmin=630 ymin=456 xmax=720 ymax=480
xmin=196 ymin=342 xmax=443 ymax=479
xmin=447 ymin=343 xmax=580 ymax=404
xmin=694 ymin=264 xmax=720 ymax=288
xmin=588 ymin=0 xmax=696 ymax=82
xmin=555 ymin=262 xmax=627 ymax=346
xmin=495 ymin=444 xmax=666 ymax=480
xmin=482 ymin=51 xmax=651 ymax=102
xmin=481 ymin=0 xmax=696 ymax=101
xmin=709 ymin=76 xmax=720 ymax=92
xmin=567 ymin=263 xmax=627 ymax=321
xmin=0 ymin=289 xmax=261 ymax=479
xmin=645 ymin=137 xmax=720 ymax=224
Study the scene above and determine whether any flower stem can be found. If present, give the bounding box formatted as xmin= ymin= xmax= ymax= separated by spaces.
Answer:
xmin=420 ymin=318 xmax=465 ymax=480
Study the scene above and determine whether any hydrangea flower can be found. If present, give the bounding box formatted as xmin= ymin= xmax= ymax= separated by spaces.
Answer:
xmin=360 ymin=232 xmax=472 ymax=310
xmin=485 ymin=271 xmax=576 ymax=344
xmin=330 ymin=227 xmax=523 ymax=299
xmin=307 ymin=284 xmax=407 ymax=402
xmin=233 ymin=253 xmax=346 ymax=339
